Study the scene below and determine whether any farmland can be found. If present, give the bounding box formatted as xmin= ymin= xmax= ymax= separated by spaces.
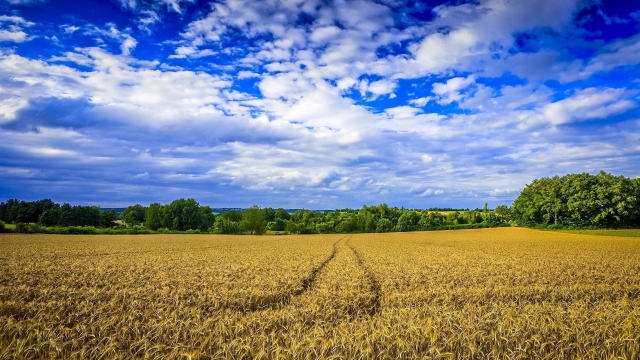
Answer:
xmin=1 ymin=228 xmax=639 ymax=359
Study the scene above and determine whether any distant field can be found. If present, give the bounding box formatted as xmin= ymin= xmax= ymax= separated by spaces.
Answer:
xmin=1 ymin=228 xmax=639 ymax=359
xmin=554 ymin=228 xmax=640 ymax=237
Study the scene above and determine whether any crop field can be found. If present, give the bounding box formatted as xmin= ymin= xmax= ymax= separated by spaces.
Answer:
xmin=1 ymin=228 xmax=639 ymax=359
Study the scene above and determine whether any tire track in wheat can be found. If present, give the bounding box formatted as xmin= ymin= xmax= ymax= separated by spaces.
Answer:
xmin=346 ymin=236 xmax=382 ymax=316
xmin=291 ymin=236 xmax=344 ymax=296
xmin=229 ymin=235 xmax=346 ymax=311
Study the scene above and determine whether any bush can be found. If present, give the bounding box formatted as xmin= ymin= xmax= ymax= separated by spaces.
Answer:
xmin=0 ymin=220 xmax=7 ymax=233
xmin=16 ymin=223 xmax=28 ymax=233
xmin=376 ymin=218 xmax=394 ymax=233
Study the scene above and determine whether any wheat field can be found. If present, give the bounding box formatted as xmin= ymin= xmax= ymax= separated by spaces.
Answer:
xmin=1 ymin=228 xmax=639 ymax=359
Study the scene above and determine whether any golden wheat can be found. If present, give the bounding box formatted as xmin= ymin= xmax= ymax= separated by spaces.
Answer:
xmin=1 ymin=228 xmax=639 ymax=359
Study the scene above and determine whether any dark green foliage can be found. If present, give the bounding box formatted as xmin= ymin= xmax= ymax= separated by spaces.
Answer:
xmin=376 ymin=218 xmax=394 ymax=232
xmin=495 ymin=205 xmax=510 ymax=221
xmin=58 ymin=203 xmax=74 ymax=227
xmin=161 ymin=198 xmax=213 ymax=231
xmin=101 ymin=210 xmax=118 ymax=228
xmin=219 ymin=210 xmax=242 ymax=222
xmin=38 ymin=205 xmax=60 ymax=226
xmin=1 ymin=198 xmax=513 ymax=235
xmin=199 ymin=206 xmax=215 ymax=232
xmin=274 ymin=208 xmax=290 ymax=221
xmin=512 ymin=171 xmax=640 ymax=228
xmin=122 ymin=204 xmax=147 ymax=226
xmin=242 ymin=205 xmax=267 ymax=235
xmin=145 ymin=203 xmax=163 ymax=230
xmin=264 ymin=207 xmax=276 ymax=222
xmin=0 ymin=199 xmax=56 ymax=224
xmin=267 ymin=218 xmax=287 ymax=231
xmin=213 ymin=218 xmax=244 ymax=234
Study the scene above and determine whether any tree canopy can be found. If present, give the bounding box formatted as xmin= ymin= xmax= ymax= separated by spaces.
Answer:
xmin=511 ymin=171 xmax=640 ymax=228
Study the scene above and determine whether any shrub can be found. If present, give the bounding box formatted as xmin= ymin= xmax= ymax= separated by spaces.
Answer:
xmin=0 ymin=220 xmax=9 ymax=233
xmin=16 ymin=223 xmax=30 ymax=233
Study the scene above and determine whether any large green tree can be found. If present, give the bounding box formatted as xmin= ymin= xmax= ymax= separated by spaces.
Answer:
xmin=242 ymin=205 xmax=266 ymax=235
xmin=512 ymin=171 xmax=640 ymax=228
xmin=145 ymin=203 xmax=164 ymax=230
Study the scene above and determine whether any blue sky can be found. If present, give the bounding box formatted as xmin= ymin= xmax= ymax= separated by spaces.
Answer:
xmin=0 ymin=0 xmax=639 ymax=209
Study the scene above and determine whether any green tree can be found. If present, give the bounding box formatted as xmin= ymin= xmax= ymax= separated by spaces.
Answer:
xmin=267 ymin=218 xmax=287 ymax=231
xmin=123 ymin=204 xmax=146 ymax=226
xmin=199 ymin=206 xmax=215 ymax=231
xmin=145 ymin=203 xmax=164 ymax=230
xmin=512 ymin=171 xmax=640 ymax=228
xmin=264 ymin=207 xmax=276 ymax=222
xmin=396 ymin=211 xmax=421 ymax=231
xmin=376 ymin=218 xmax=394 ymax=232
xmin=494 ymin=205 xmax=510 ymax=222
xmin=58 ymin=203 xmax=74 ymax=227
xmin=242 ymin=205 xmax=266 ymax=235
xmin=100 ymin=210 xmax=118 ymax=228
xmin=274 ymin=208 xmax=290 ymax=221
xmin=38 ymin=204 xmax=61 ymax=226
xmin=181 ymin=198 xmax=202 ymax=231
xmin=220 ymin=210 xmax=243 ymax=222
xmin=214 ymin=217 xmax=243 ymax=234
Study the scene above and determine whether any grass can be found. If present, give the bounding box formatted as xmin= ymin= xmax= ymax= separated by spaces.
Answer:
xmin=554 ymin=228 xmax=640 ymax=237
xmin=1 ymin=228 xmax=639 ymax=359
xmin=264 ymin=230 xmax=290 ymax=235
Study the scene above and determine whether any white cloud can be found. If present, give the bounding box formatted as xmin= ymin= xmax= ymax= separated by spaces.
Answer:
xmin=116 ymin=0 xmax=194 ymax=13
xmin=578 ymin=35 xmax=640 ymax=80
xmin=408 ymin=0 xmax=580 ymax=77
xmin=410 ymin=97 xmax=432 ymax=107
xmin=309 ymin=26 xmax=341 ymax=44
xmin=1 ymin=0 xmax=639 ymax=207
xmin=132 ymin=172 xmax=150 ymax=180
xmin=62 ymin=25 xmax=79 ymax=34
xmin=0 ymin=29 xmax=28 ymax=42
xmin=360 ymin=78 xmax=397 ymax=99
xmin=0 ymin=15 xmax=34 ymax=43
xmin=237 ymin=70 xmax=260 ymax=79
xmin=542 ymin=88 xmax=636 ymax=125
xmin=0 ymin=15 xmax=35 ymax=26
xmin=421 ymin=154 xmax=433 ymax=163
xmin=0 ymin=97 xmax=29 ymax=122
xmin=432 ymin=76 xmax=475 ymax=105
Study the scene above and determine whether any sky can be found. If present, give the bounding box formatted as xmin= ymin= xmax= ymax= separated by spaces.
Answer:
xmin=0 ymin=0 xmax=639 ymax=209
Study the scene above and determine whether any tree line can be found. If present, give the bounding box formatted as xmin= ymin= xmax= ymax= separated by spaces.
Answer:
xmin=511 ymin=171 xmax=640 ymax=228
xmin=2 ymin=171 xmax=638 ymax=234
xmin=0 ymin=199 xmax=509 ymax=234
xmin=0 ymin=199 xmax=118 ymax=228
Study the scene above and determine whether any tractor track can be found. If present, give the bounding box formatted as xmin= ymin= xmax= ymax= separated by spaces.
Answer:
xmin=346 ymin=237 xmax=382 ymax=317
xmin=292 ymin=235 xmax=344 ymax=296
xmin=226 ymin=235 xmax=346 ymax=312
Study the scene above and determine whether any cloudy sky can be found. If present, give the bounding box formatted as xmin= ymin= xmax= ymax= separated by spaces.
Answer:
xmin=0 ymin=0 xmax=639 ymax=209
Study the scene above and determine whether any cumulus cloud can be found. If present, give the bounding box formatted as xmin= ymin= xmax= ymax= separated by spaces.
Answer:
xmin=575 ymin=35 xmax=640 ymax=80
xmin=115 ymin=0 xmax=195 ymax=31
xmin=542 ymin=88 xmax=636 ymax=125
xmin=407 ymin=0 xmax=581 ymax=77
xmin=0 ymin=15 xmax=34 ymax=43
xmin=0 ymin=0 xmax=639 ymax=207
